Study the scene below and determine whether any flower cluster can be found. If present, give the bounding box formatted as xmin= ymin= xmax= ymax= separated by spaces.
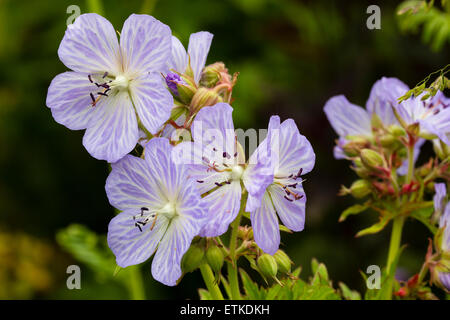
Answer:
xmin=324 ymin=77 xmax=450 ymax=297
xmin=46 ymin=13 xmax=315 ymax=286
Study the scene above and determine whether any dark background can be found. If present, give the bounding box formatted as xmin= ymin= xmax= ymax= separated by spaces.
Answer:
xmin=0 ymin=0 xmax=448 ymax=299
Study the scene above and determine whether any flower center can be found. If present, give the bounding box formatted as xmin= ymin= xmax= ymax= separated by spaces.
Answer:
xmin=230 ymin=165 xmax=244 ymax=181
xmin=87 ymin=72 xmax=130 ymax=107
xmin=157 ymin=202 xmax=177 ymax=220
xmin=110 ymin=74 xmax=130 ymax=91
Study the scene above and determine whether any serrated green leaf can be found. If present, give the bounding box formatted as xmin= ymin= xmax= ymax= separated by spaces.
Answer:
xmin=198 ymin=289 xmax=213 ymax=300
xmin=220 ymin=275 xmax=232 ymax=299
xmin=240 ymin=269 xmax=262 ymax=299
xmin=338 ymin=282 xmax=361 ymax=300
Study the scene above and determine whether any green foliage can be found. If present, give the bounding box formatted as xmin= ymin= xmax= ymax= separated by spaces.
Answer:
xmin=230 ymin=259 xmax=360 ymax=300
xmin=397 ymin=0 xmax=450 ymax=51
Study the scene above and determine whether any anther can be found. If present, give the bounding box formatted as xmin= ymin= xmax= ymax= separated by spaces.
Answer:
xmin=215 ymin=182 xmax=223 ymax=187
xmin=97 ymin=92 xmax=108 ymax=96
xmin=284 ymin=195 xmax=293 ymax=202
xmin=88 ymin=75 xmax=93 ymax=83
xmin=102 ymin=72 xmax=108 ymax=79
xmin=196 ymin=180 xmax=204 ymax=183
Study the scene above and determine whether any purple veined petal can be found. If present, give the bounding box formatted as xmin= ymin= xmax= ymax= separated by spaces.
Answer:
xmin=107 ymin=208 xmax=169 ymax=268
xmin=438 ymin=272 xmax=450 ymax=291
xmin=82 ymin=91 xmax=139 ymax=163
xmin=434 ymin=183 xmax=447 ymax=214
xmin=199 ymin=181 xmax=242 ymax=237
xmin=106 ymin=154 xmax=167 ymax=211
xmin=187 ymin=31 xmax=213 ymax=84
xmin=46 ymin=72 xmax=97 ymax=130
xmin=397 ymin=138 xmax=425 ymax=176
xmin=120 ymin=14 xmax=172 ymax=75
xmin=419 ymin=108 xmax=450 ymax=145
xmin=324 ymin=95 xmax=372 ymax=137
xmin=129 ymin=72 xmax=173 ymax=134
xmin=58 ymin=13 xmax=121 ymax=74
xmin=172 ymin=141 xmax=230 ymax=194
xmin=440 ymin=203 xmax=450 ymax=251
xmin=366 ymin=77 xmax=409 ymax=126
xmin=268 ymin=183 xmax=306 ymax=232
xmin=168 ymin=35 xmax=188 ymax=73
xmin=394 ymin=98 xmax=424 ymax=124
xmin=250 ymin=191 xmax=280 ymax=255
xmin=191 ymin=103 xmax=236 ymax=157
xmin=151 ymin=215 xmax=202 ymax=286
xmin=243 ymin=116 xmax=276 ymax=212
xmin=273 ymin=118 xmax=316 ymax=176
xmin=333 ymin=138 xmax=348 ymax=159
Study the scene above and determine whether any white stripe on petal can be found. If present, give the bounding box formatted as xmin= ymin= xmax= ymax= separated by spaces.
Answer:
xmin=250 ymin=191 xmax=280 ymax=255
xmin=130 ymin=72 xmax=173 ymax=134
xmin=269 ymin=184 xmax=306 ymax=232
xmin=120 ymin=14 xmax=171 ymax=75
xmin=108 ymin=209 xmax=168 ymax=268
xmin=46 ymin=72 xmax=96 ymax=130
xmin=168 ymin=35 xmax=188 ymax=73
xmin=187 ymin=31 xmax=213 ymax=84
xmin=199 ymin=181 xmax=242 ymax=237
xmin=58 ymin=13 xmax=121 ymax=74
xmin=82 ymin=92 xmax=138 ymax=163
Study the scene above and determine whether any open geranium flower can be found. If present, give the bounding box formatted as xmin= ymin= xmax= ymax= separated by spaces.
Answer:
xmin=106 ymin=138 xmax=208 ymax=286
xmin=46 ymin=13 xmax=173 ymax=163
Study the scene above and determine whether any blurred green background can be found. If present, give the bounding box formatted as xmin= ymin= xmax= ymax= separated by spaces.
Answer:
xmin=0 ymin=0 xmax=448 ymax=299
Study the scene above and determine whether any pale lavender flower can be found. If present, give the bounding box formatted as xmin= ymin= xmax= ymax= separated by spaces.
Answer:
xmin=324 ymin=77 xmax=423 ymax=174
xmin=46 ymin=14 xmax=173 ymax=163
xmin=249 ymin=116 xmax=315 ymax=254
xmin=394 ymin=90 xmax=450 ymax=145
xmin=106 ymin=138 xmax=208 ymax=286
xmin=173 ymin=103 xmax=273 ymax=237
xmin=166 ymin=31 xmax=213 ymax=88
xmin=434 ymin=183 xmax=450 ymax=290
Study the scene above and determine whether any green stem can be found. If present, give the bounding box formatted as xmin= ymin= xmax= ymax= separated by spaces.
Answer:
xmin=127 ymin=265 xmax=146 ymax=300
xmin=406 ymin=143 xmax=415 ymax=184
xmin=227 ymin=199 xmax=244 ymax=300
xmin=385 ymin=216 xmax=405 ymax=299
xmin=199 ymin=264 xmax=224 ymax=300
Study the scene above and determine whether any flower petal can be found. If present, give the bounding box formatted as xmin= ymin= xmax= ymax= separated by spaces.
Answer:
xmin=58 ymin=13 xmax=121 ymax=74
xmin=269 ymin=184 xmax=306 ymax=232
xmin=107 ymin=209 xmax=169 ymax=268
xmin=151 ymin=216 xmax=201 ymax=286
xmin=46 ymin=72 xmax=97 ymax=130
xmin=324 ymin=95 xmax=372 ymax=137
xmin=438 ymin=272 xmax=450 ymax=291
xmin=187 ymin=31 xmax=213 ymax=84
xmin=366 ymin=77 xmax=408 ymax=126
xmin=250 ymin=192 xmax=280 ymax=255
xmin=419 ymin=108 xmax=450 ymax=145
xmin=129 ymin=72 xmax=173 ymax=134
xmin=199 ymin=181 xmax=242 ymax=237
xmin=168 ymin=35 xmax=188 ymax=73
xmin=120 ymin=14 xmax=171 ymax=75
xmin=82 ymin=92 xmax=139 ymax=162
xmin=434 ymin=183 xmax=447 ymax=214
xmin=106 ymin=154 xmax=167 ymax=211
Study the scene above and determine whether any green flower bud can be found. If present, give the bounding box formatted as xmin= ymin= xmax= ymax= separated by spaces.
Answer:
xmin=205 ymin=245 xmax=224 ymax=273
xmin=190 ymin=87 xmax=223 ymax=113
xmin=273 ymin=250 xmax=292 ymax=274
xmin=176 ymin=81 xmax=197 ymax=105
xmin=181 ymin=244 xmax=205 ymax=273
xmin=388 ymin=125 xmax=406 ymax=137
xmin=360 ymin=149 xmax=385 ymax=170
xmin=257 ymin=254 xmax=278 ymax=279
xmin=371 ymin=113 xmax=384 ymax=130
xmin=380 ymin=134 xmax=397 ymax=148
xmin=406 ymin=122 xmax=420 ymax=137
xmin=348 ymin=179 xmax=371 ymax=199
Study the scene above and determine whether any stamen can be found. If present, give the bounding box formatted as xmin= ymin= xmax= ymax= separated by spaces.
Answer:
xmin=284 ymin=195 xmax=293 ymax=202
xmin=97 ymin=92 xmax=108 ymax=97
xmin=102 ymin=72 xmax=108 ymax=78
xmin=88 ymin=75 xmax=93 ymax=83
xmin=196 ymin=180 xmax=204 ymax=183
xmin=215 ymin=182 xmax=223 ymax=187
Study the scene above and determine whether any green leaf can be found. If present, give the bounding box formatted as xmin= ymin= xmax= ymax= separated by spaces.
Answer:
xmin=355 ymin=215 xmax=392 ymax=237
xmin=220 ymin=275 xmax=232 ymax=299
xmin=240 ymin=269 xmax=262 ymax=299
xmin=198 ymin=289 xmax=212 ymax=300
xmin=339 ymin=203 xmax=369 ymax=222
xmin=338 ymin=282 xmax=361 ymax=300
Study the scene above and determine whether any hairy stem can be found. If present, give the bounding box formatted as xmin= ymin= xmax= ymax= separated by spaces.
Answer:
xmin=227 ymin=198 xmax=245 ymax=300
xmin=199 ymin=263 xmax=224 ymax=300
xmin=406 ymin=143 xmax=415 ymax=184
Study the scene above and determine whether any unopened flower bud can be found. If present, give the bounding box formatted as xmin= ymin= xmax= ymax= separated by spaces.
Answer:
xmin=165 ymin=73 xmax=196 ymax=105
xmin=273 ymin=250 xmax=292 ymax=274
xmin=371 ymin=113 xmax=384 ymax=130
xmin=347 ymin=179 xmax=371 ymax=199
xmin=388 ymin=125 xmax=406 ymax=137
xmin=406 ymin=122 xmax=420 ymax=137
xmin=200 ymin=62 xmax=229 ymax=88
xmin=181 ymin=244 xmax=205 ymax=273
xmin=190 ymin=87 xmax=223 ymax=113
xmin=380 ymin=134 xmax=397 ymax=148
xmin=257 ymin=254 xmax=278 ymax=279
xmin=360 ymin=149 xmax=385 ymax=170
xmin=205 ymin=245 xmax=224 ymax=273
